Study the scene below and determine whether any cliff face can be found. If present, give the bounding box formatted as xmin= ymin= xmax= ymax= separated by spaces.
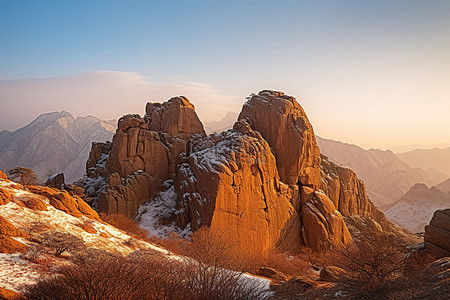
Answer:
xmin=86 ymin=90 xmax=389 ymax=253
xmin=425 ymin=209 xmax=450 ymax=258
xmin=97 ymin=97 xmax=205 ymax=218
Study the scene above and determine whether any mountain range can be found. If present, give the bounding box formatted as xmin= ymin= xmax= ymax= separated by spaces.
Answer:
xmin=0 ymin=112 xmax=115 ymax=183
xmin=316 ymin=136 xmax=449 ymax=208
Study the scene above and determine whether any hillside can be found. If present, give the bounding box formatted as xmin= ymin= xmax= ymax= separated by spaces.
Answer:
xmin=0 ymin=171 xmax=270 ymax=297
xmin=0 ymin=112 xmax=115 ymax=183
xmin=397 ymin=147 xmax=450 ymax=177
xmin=316 ymin=136 xmax=448 ymax=207
xmin=385 ymin=183 xmax=450 ymax=233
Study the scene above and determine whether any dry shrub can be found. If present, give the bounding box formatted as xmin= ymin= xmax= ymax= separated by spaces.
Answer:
xmin=39 ymin=231 xmax=86 ymax=256
xmin=148 ymin=232 xmax=189 ymax=255
xmin=24 ymin=242 xmax=268 ymax=300
xmin=99 ymin=213 xmax=150 ymax=240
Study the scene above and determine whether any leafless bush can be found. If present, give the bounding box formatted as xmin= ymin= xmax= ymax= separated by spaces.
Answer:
xmin=39 ymin=231 xmax=86 ymax=256
xmin=22 ymin=244 xmax=45 ymax=262
xmin=99 ymin=213 xmax=150 ymax=240
xmin=330 ymin=233 xmax=410 ymax=299
xmin=178 ymin=227 xmax=268 ymax=300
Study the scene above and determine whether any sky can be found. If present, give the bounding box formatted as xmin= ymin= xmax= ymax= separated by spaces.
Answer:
xmin=0 ymin=0 xmax=449 ymax=150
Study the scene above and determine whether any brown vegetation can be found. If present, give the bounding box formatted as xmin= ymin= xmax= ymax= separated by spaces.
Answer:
xmin=7 ymin=167 xmax=39 ymax=186
xmin=99 ymin=213 xmax=150 ymax=239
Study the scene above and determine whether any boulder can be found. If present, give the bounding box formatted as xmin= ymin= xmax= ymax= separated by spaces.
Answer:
xmin=424 ymin=209 xmax=450 ymax=258
xmin=145 ymin=96 xmax=205 ymax=139
xmin=0 ymin=170 xmax=8 ymax=180
xmin=0 ymin=235 xmax=27 ymax=253
xmin=257 ymin=267 xmax=288 ymax=282
xmin=0 ymin=187 xmax=12 ymax=205
xmin=45 ymin=172 xmax=65 ymax=189
xmin=319 ymin=266 xmax=346 ymax=281
xmin=0 ymin=287 xmax=22 ymax=299
xmin=238 ymin=90 xmax=321 ymax=188
xmin=28 ymin=185 xmax=99 ymax=220
xmin=300 ymin=188 xmax=352 ymax=251
xmin=0 ymin=216 xmax=29 ymax=237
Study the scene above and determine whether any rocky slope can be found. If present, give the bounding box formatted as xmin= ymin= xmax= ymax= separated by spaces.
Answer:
xmin=84 ymin=90 xmax=395 ymax=254
xmin=316 ymin=136 xmax=448 ymax=207
xmin=0 ymin=170 xmax=270 ymax=297
xmin=0 ymin=112 xmax=115 ymax=183
xmin=385 ymin=183 xmax=450 ymax=233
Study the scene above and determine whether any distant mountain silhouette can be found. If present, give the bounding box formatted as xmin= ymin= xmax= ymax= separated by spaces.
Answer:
xmin=204 ymin=111 xmax=238 ymax=134
xmin=385 ymin=182 xmax=450 ymax=233
xmin=397 ymin=147 xmax=450 ymax=178
xmin=316 ymin=136 xmax=449 ymax=208
xmin=0 ymin=112 xmax=115 ymax=183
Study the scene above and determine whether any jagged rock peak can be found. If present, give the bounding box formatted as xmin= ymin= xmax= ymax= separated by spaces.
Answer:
xmin=145 ymin=96 xmax=205 ymax=139
xmin=239 ymin=90 xmax=321 ymax=188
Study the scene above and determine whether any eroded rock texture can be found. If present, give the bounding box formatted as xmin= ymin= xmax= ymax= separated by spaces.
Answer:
xmin=94 ymin=97 xmax=205 ymax=218
xmin=86 ymin=90 xmax=391 ymax=253
xmin=239 ymin=90 xmax=321 ymax=188
xmin=425 ymin=209 xmax=450 ymax=258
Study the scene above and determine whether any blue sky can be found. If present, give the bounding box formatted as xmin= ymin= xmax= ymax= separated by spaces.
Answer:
xmin=1 ymin=0 xmax=449 ymax=149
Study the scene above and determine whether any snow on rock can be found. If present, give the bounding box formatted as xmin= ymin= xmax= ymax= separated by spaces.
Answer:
xmin=136 ymin=180 xmax=192 ymax=239
xmin=0 ymin=179 xmax=172 ymax=292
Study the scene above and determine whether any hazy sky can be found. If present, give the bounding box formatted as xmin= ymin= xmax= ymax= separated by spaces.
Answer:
xmin=1 ymin=0 xmax=449 ymax=150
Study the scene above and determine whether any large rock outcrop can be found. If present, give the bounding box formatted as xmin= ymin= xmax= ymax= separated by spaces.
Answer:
xmin=85 ymin=90 xmax=390 ymax=253
xmin=94 ymin=97 xmax=205 ymax=218
xmin=176 ymin=92 xmax=351 ymax=253
xmin=239 ymin=90 xmax=321 ymax=188
xmin=176 ymin=122 xmax=303 ymax=253
xmin=425 ymin=209 xmax=450 ymax=258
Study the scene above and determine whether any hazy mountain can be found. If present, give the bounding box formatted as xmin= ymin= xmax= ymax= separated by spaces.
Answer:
xmin=397 ymin=147 xmax=450 ymax=177
xmin=0 ymin=112 xmax=115 ymax=183
xmin=316 ymin=136 xmax=449 ymax=208
xmin=203 ymin=111 xmax=238 ymax=134
xmin=435 ymin=178 xmax=450 ymax=193
xmin=385 ymin=183 xmax=450 ymax=233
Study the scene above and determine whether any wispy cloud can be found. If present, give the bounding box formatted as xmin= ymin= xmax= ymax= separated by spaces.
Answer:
xmin=0 ymin=71 xmax=242 ymax=131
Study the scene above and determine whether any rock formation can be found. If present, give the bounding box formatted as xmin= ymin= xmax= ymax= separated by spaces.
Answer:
xmin=94 ymin=97 xmax=205 ymax=218
xmin=424 ymin=209 xmax=450 ymax=258
xmin=320 ymin=155 xmax=389 ymax=230
xmin=239 ymin=91 xmax=321 ymax=188
xmin=45 ymin=172 xmax=65 ymax=189
xmin=85 ymin=90 xmax=394 ymax=253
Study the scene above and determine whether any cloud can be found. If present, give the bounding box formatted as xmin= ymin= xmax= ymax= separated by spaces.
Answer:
xmin=0 ymin=71 xmax=242 ymax=131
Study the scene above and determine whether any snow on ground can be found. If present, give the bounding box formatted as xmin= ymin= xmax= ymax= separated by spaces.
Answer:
xmin=137 ymin=180 xmax=192 ymax=239
xmin=385 ymin=199 xmax=448 ymax=233
xmin=0 ymin=254 xmax=41 ymax=293
xmin=0 ymin=179 xmax=272 ymax=294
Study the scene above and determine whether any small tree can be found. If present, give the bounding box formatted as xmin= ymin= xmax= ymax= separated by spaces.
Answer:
xmin=39 ymin=231 xmax=85 ymax=256
xmin=8 ymin=167 xmax=39 ymax=186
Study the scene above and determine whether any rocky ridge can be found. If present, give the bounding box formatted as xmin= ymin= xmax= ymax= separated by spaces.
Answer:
xmin=385 ymin=183 xmax=450 ymax=233
xmin=85 ymin=90 xmax=393 ymax=253
xmin=0 ymin=112 xmax=115 ymax=183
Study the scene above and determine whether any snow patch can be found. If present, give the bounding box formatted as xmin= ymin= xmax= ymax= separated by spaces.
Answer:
xmin=137 ymin=180 xmax=192 ymax=239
